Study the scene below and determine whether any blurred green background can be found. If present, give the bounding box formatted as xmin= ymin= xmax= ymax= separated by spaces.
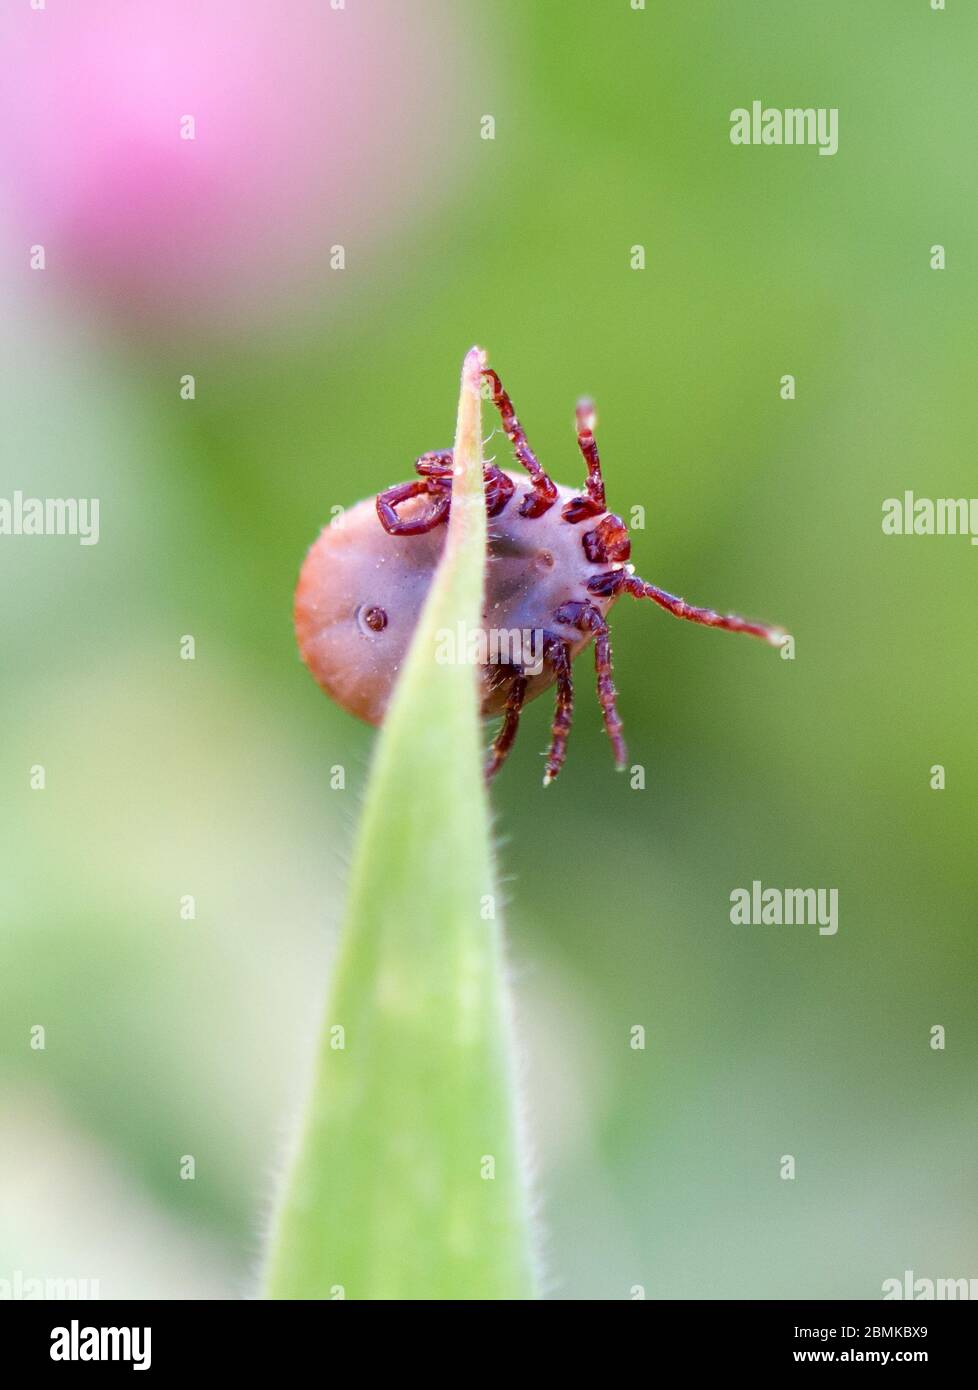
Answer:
xmin=1 ymin=0 xmax=976 ymax=1299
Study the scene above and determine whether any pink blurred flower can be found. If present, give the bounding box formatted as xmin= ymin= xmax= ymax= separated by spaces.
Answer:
xmin=0 ymin=0 xmax=462 ymax=329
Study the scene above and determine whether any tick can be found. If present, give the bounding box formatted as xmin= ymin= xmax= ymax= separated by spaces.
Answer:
xmin=294 ymin=365 xmax=787 ymax=784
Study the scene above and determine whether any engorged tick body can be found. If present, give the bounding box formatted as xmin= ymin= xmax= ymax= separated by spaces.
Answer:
xmin=294 ymin=366 xmax=787 ymax=784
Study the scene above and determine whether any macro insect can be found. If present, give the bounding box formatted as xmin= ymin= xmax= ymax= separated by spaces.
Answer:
xmin=294 ymin=365 xmax=787 ymax=784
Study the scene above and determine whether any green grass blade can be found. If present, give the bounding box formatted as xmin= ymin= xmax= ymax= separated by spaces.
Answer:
xmin=265 ymin=347 xmax=537 ymax=1300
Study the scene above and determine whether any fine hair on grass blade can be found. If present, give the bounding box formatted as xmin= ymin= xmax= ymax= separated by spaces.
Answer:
xmin=264 ymin=346 xmax=537 ymax=1300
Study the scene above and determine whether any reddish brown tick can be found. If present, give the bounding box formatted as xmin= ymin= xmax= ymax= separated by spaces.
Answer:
xmin=295 ymin=366 xmax=787 ymax=784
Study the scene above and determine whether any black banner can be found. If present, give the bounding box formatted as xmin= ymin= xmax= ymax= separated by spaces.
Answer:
xmin=1 ymin=1298 xmax=974 ymax=1372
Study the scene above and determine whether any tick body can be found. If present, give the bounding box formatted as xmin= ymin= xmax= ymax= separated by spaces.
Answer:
xmin=294 ymin=366 xmax=787 ymax=783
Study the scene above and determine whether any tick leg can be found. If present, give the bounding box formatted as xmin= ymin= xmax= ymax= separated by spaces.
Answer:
xmin=599 ymin=571 xmax=786 ymax=645
xmin=484 ymin=464 xmax=516 ymax=516
xmin=485 ymin=673 xmax=528 ymax=781
xmin=376 ymin=478 xmax=450 ymax=535
xmin=560 ymin=397 xmax=608 ymax=523
xmin=591 ymin=620 xmax=627 ymax=770
xmin=414 ymin=449 xmax=454 ymax=478
xmin=481 ymin=367 xmax=558 ymax=518
xmin=416 ymin=451 xmax=515 ymax=517
xmin=542 ymin=636 xmax=574 ymax=785
xmin=553 ymin=601 xmax=627 ymax=771
xmin=575 ymin=398 xmax=606 ymax=510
